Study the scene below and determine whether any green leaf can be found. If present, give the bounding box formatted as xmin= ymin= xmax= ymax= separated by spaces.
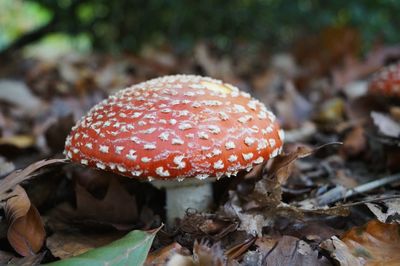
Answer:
xmin=45 ymin=227 xmax=160 ymax=266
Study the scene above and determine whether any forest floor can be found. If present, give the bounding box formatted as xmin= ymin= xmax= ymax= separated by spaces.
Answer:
xmin=1 ymin=33 xmax=400 ymax=265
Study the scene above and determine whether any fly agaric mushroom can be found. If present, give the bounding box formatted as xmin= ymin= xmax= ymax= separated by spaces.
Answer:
xmin=64 ymin=75 xmax=284 ymax=224
xmin=369 ymin=63 xmax=400 ymax=98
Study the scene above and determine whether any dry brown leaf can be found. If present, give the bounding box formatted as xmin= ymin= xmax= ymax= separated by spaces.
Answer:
xmin=267 ymin=145 xmax=314 ymax=185
xmin=341 ymin=126 xmax=367 ymax=157
xmin=241 ymin=143 xmax=342 ymax=214
xmin=278 ymin=219 xmax=340 ymax=243
xmin=322 ymin=220 xmax=400 ymax=265
xmin=0 ymin=158 xmax=66 ymax=201
xmin=225 ymin=236 xmax=256 ymax=261
xmin=74 ymin=178 xmax=138 ymax=229
xmin=390 ymin=106 xmax=400 ymax=121
xmin=5 ymin=185 xmax=45 ymax=256
xmin=340 ymin=220 xmax=400 ymax=265
xmin=256 ymin=235 xmax=329 ymax=265
xmin=47 ymin=230 xmax=124 ymax=259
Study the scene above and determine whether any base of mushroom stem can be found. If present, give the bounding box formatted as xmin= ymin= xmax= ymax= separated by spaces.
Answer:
xmin=152 ymin=178 xmax=214 ymax=225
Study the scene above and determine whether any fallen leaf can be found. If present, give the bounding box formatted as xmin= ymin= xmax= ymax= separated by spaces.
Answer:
xmin=284 ymin=121 xmax=317 ymax=143
xmin=341 ymin=126 xmax=367 ymax=157
xmin=74 ymin=178 xmax=138 ymax=229
xmin=225 ymin=236 xmax=255 ymax=261
xmin=0 ymin=158 xmax=66 ymax=202
xmin=371 ymin=111 xmax=400 ymax=138
xmin=315 ymin=98 xmax=345 ymax=124
xmin=320 ymin=236 xmax=364 ymax=265
xmin=0 ymin=80 xmax=42 ymax=111
xmin=257 ymin=235 xmax=329 ymax=265
xmin=366 ymin=198 xmax=400 ymax=224
xmin=7 ymin=252 xmax=45 ymax=266
xmin=250 ymin=143 xmax=341 ymax=208
xmin=0 ymin=251 xmax=14 ymax=264
xmin=44 ymin=114 xmax=75 ymax=153
xmin=275 ymin=82 xmax=313 ymax=129
xmin=0 ymin=135 xmax=35 ymax=149
xmin=0 ymin=156 xmax=15 ymax=177
xmin=194 ymin=42 xmax=234 ymax=79
xmin=5 ymin=185 xmax=46 ymax=256
xmin=267 ymin=145 xmax=315 ymax=185
xmin=46 ymin=227 xmax=161 ymax=266
xmin=273 ymin=219 xmax=341 ymax=243
xmin=338 ymin=220 xmax=400 ymax=265
xmin=226 ymin=143 xmax=344 ymax=236
xmin=179 ymin=211 xmax=237 ymax=240
xmin=332 ymin=169 xmax=359 ymax=189
xmin=390 ymin=106 xmax=400 ymax=121
xmin=343 ymin=80 xmax=368 ymax=99
xmin=47 ymin=230 xmax=125 ymax=259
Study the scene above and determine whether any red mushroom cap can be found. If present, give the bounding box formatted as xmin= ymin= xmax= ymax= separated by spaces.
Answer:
xmin=369 ymin=63 xmax=400 ymax=98
xmin=64 ymin=75 xmax=284 ymax=181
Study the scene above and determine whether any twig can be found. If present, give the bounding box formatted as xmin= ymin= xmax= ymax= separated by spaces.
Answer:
xmin=339 ymin=195 xmax=400 ymax=208
xmin=316 ymin=173 xmax=400 ymax=206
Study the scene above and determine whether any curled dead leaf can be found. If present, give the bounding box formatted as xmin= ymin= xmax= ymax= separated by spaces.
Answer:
xmin=224 ymin=236 xmax=256 ymax=261
xmin=341 ymin=220 xmax=400 ymax=265
xmin=0 ymin=158 xmax=66 ymax=202
xmin=249 ymin=142 xmax=342 ymax=208
xmin=5 ymin=185 xmax=45 ymax=256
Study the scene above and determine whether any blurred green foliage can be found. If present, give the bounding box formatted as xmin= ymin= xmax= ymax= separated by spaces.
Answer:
xmin=1 ymin=0 xmax=400 ymax=53
xmin=0 ymin=1 xmax=50 ymax=48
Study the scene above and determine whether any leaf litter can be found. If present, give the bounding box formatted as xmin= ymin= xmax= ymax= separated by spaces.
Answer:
xmin=1 ymin=33 xmax=400 ymax=265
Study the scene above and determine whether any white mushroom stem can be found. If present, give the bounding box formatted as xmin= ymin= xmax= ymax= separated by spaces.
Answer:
xmin=152 ymin=178 xmax=214 ymax=225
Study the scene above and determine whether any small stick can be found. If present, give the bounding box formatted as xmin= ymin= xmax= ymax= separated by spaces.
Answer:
xmin=316 ymin=173 xmax=400 ymax=206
